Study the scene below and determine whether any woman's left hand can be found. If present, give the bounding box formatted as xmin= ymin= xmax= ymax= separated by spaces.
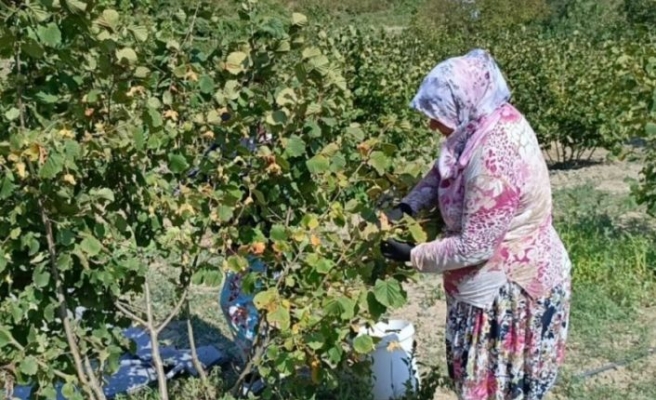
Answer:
xmin=380 ymin=239 xmax=415 ymax=262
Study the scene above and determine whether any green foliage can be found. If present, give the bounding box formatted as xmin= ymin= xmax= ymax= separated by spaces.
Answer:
xmin=0 ymin=1 xmax=428 ymax=398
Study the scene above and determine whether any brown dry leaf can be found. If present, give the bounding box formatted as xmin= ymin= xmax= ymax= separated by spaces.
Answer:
xmin=163 ymin=109 xmax=179 ymax=121
xmin=251 ymin=242 xmax=266 ymax=255
xmin=387 ymin=340 xmax=403 ymax=352
xmin=266 ymin=163 xmax=282 ymax=175
xmin=310 ymin=235 xmax=321 ymax=247
xmin=127 ymin=86 xmax=145 ymax=97
xmin=357 ymin=141 xmax=371 ymax=156
xmin=85 ymin=108 xmax=95 ymax=117
xmin=185 ymin=69 xmax=198 ymax=82
xmin=378 ymin=211 xmax=390 ymax=231
xmin=201 ymin=130 xmax=215 ymax=139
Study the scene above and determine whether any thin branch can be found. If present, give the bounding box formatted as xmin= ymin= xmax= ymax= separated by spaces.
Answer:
xmin=185 ymin=302 xmax=208 ymax=382
xmin=114 ymin=301 xmax=147 ymax=327
xmin=156 ymin=287 xmax=189 ymax=334
xmin=84 ymin=355 xmax=107 ymax=400
xmin=145 ymin=281 xmax=169 ymax=400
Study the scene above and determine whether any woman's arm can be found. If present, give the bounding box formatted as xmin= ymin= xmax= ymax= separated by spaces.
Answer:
xmin=400 ymin=163 xmax=441 ymax=215
xmin=409 ymin=141 xmax=520 ymax=273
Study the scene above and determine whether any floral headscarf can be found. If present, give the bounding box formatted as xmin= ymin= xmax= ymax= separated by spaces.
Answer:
xmin=410 ymin=49 xmax=511 ymax=179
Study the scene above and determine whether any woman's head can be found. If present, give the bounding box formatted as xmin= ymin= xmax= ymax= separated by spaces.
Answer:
xmin=410 ymin=49 xmax=511 ymax=134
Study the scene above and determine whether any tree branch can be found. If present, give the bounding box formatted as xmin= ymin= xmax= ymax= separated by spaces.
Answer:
xmin=145 ymin=281 xmax=169 ymax=400
xmin=114 ymin=301 xmax=147 ymax=327
xmin=156 ymin=287 xmax=188 ymax=334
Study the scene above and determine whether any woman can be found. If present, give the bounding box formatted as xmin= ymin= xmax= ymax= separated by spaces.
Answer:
xmin=381 ymin=49 xmax=571 ymax=400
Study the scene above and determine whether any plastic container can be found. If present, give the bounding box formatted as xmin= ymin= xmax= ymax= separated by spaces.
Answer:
xmin=359 ymin=320 xmax=420 ymax=400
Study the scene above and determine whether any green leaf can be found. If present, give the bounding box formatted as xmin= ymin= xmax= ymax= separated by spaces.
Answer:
xmin=199 ymin=75 xmax=215 ymax=94
xmin=346 ymin=124 xmax=365 ymax=141
xmin=37 ymin=23 xmax=62 ymax=47
xmin=134 ymin=66 xmax=150 ymax=78
xmin=646 ymin=122 xmax=656 ymax=137
xmin=368 ymin=151 xmax=391 ymax=175
xmin=147 ymin=107 xmax=163 ymax=128
xmin=33 ymin=268 xmax=50 ymax=288
xmin=409 ymin=223 xmax=427 ymax=243
xmin=268 ymin=305 xmax=291 ymax=330
xmin=129 ymin=25 xmax=149 ymax=42
xmin=0 ymin=326 xmax=12 ymax=347
xmin=115 ymin=48 xmax=138 ymax=65
xmin=284 ymin=135 xmax=306 ymax=157
xmin=276 ymin=88 xmax=297 ymax=106
xmin=36 ymin=91 xmax=58 ymax=104
xmin=64 ymin=0 xmax=88 ymax=13
xmin=253 ymin=288 xmax=278 ymax=310
xmin=168 ymin=154 xmax=189 ymax=173
xmin=0 ymin=176 xmax=15 ymax=199
xmin=90 ymin=188 xmax=115 ymax=202
xmin=306 ymin=333 xmax=325 ymax=350
xmin=270 ymin=224 xmax=287 ymax=241
xmin=225 ymin=52 xmax=248 ymax=75
xmin=61 ymin=382 xmax=77 ymax=399
xmin=373 ymin=279 xmax=406 ymax=308
xmin=81 ymin=236 xmax=102 ymax=257
xmin=302 ymin=47 xmax=322 ymax=60
xmin=99 ymin=9 xmax=120 ymax=30
xmin=19 ymin=356 xmax=38 ymax=376
xmin=0 ymin=253 xmax=6 ymax=273
xmin=218 ymin=205 xmax=234 ymax=222
xmin=353 ymin=334 xmax=375 ymax=354
xmin=304 ymin=121 xmax=322 ymax=138
xmin=291 ymin=12 xmax=308 ymax=26
xmin=4 ymin=107 xmax=20 ymax=121
xmin=306 ymin=154 xmax=330 ymax=174
xmin=265 ymin=110 xmax=287 ymax=126
xmin=315 ymin=258 xmax=333 ymax=274
xmin=325 ymin=296 xmax=355 ymax=320
xmin=39 ymin=153 xmax=64 ymax=179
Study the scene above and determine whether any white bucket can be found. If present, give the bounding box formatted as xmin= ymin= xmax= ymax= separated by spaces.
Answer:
xmin=359 ymin=319 xmax=420 ymax=400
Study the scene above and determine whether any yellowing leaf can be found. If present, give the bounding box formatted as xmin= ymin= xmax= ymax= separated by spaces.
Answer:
xmin=176 ymin=203 xmax=195 ymax=216
xmin=16 ymin=162 xmax=27 ymax=179
xmin=408 ymin=222 xmax=427 ymax=243
xmin=63 ymin=174 xmax=76 ymax=185
xmin=185 ymin=69 xmax=198 ymax=82
xmin=292 ymin=12 xmax=308 ymax=27
xmin=23 ymin=144 xmax=41 ymax=162
xmin=201 ymin=130 xmax=214 ymax=139
xmin=115 ymin=47 xmax=138 ymax=65
xmin=58 ymin=129 xmax=75 ymax=138
xmin=225 ymin=52 xmax=248 ymax=75
xmin=163 ymin=109 xmax=179 ymax=121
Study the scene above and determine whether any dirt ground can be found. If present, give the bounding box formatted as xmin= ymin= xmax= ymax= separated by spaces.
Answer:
xmin=391 ymin=148 xmax=656 ymax=400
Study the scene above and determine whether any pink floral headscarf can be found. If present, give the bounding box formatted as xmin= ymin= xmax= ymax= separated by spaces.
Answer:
xmin=409 ymin=49 xmax=511 ymax=179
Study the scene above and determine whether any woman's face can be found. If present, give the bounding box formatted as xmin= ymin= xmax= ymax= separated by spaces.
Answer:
xmin=429 ymin=119 xmax=454 ymax=136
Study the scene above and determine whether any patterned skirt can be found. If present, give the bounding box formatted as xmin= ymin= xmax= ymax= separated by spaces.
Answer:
xmin=445 ymin=280 xmax=571 ymax=400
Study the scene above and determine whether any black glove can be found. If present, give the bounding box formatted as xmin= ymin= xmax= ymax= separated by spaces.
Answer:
xmin=380 ymin=239 xmax=415 ymax=262
xmin=384 ymin=202 xmax=414 ymax=223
